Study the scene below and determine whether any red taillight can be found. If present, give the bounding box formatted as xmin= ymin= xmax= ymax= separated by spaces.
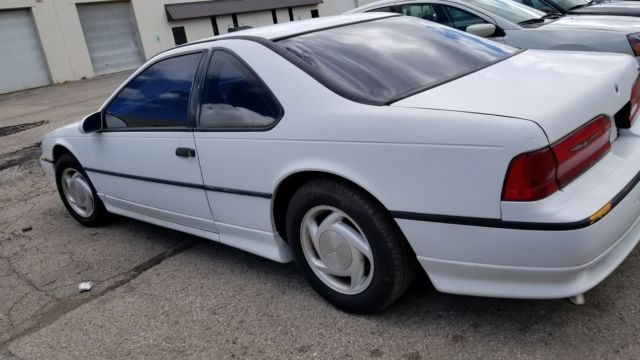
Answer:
xmin=503 ymin=115 xmax=612 ymax=202
xmin=552 ymin=115 xmax=611 ymax=187
xmin=630 ymin=77 xmax=640 ymax=126
xmin=502 ymin=147 xmax=558 ymax=202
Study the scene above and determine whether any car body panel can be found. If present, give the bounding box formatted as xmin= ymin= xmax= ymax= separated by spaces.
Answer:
xmin=515 ymin=0 xmax=640 ymax=16
xmin=543 ymin=14 xmax=640 ymax=32
xmin=41 ymin=15 xmax=640 ymax=300
xmin=400 ymin=120 xmax=640 ymax=298
xmin=568 ymin=2 xmax=640 ymax=16
xmin=350 ymin=0 xmax=639 ymax=59
xmin=394 ymin=49 xmax=638 ymax=142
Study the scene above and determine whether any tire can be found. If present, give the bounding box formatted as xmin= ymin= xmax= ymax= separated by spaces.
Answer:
xmin=286 ymin=179 xmax=416 ymax=313
xmin=55 ymin=153 xmax=110 ymax=227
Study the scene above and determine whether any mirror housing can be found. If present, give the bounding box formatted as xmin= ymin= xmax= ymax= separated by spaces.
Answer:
xmin=466 ymin=24 xmax=496 ymax=38
xmin=81 ymin=112 xmax=103 ymax=134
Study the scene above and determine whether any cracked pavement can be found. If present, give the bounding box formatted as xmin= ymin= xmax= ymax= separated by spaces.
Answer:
xmin=1 ymin=73 xmax=640 ymax=359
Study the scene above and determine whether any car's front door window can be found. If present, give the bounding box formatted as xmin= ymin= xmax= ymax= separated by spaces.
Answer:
xmin=368 ymin=6 xmax=397 ymax=13
xmin=104 ymin=53 xmax=202 ymax=129
xmin=398 ymin=4 xmax=452 ymax=27
xmin=442 ymin=6 xmax=488 ymax=31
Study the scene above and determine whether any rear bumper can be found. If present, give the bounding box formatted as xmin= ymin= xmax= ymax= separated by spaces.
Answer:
xmin=397 ymin=199 xmax=640 ymax=299
xmin=396 ymin=127 xmax=640 ymax=299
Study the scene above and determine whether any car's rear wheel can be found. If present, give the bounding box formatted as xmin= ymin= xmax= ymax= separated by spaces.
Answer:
xmin=286 ymin=179 xmax=416 ymax=313
xmin=55 ymin=153 xmax=110 ymax=226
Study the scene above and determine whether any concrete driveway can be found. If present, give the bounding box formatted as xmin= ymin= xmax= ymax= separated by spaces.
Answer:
xmin=1 ymin=74 xmax=640 ymax=360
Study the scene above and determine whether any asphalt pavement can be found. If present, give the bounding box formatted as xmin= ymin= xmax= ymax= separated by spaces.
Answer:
xmin=1 ymin=73 xmax=639 ymax=359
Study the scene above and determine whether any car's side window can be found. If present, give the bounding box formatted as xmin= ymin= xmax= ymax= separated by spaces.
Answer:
xmin=399 ymin=4 xmax=451 ymax=26
xmin=442 ymin=6 xmax=488 ymax=31
xmin=368 ymin=6 xmax=396 ymax=13
xmin=104 ymin=53 xmax=202 ymax=129
xmin=199 ymin=51 xmax=282 ymax=130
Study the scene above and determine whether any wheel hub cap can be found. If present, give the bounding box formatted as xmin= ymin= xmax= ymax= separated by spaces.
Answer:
xmin=61 ymin=168 xmax=95 ymax=218
xmin=318 ymin=230 xmax=353 ymax=272
xmin=300 ymin=206 xmax=374 ymax=295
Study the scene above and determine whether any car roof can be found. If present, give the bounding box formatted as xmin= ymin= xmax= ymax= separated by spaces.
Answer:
xmin=174 ymin=13 xmax=394 ymax=51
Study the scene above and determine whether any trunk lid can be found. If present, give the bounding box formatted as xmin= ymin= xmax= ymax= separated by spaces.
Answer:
xmin=392 ymin=50 xmax=638 ymax=143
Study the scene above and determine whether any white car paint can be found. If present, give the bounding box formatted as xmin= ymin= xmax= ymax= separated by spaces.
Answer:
xmin=41 ymin=14 xmax=640 ymax=300
xmin=349 ymin=0 xmax=640 ymax=60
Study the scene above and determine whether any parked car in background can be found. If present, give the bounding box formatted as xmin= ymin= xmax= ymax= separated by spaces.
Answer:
xmin=514 ymin=0 xmax=640 ymax=17
xmin=41 ymin=13 xmax=640 ymax=313
xmin=349 ymin=0 xmax=640 ymax=61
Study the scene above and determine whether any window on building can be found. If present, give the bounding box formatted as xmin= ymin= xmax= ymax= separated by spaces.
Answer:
xmin=199 ymin=51 xmax=282 ymax=130
xmin=272 ymin=9 xmax=278 ymax=24
xmin=171 ymin=26 xmax=187 ymax=46
xmin=311 ymin=9 xmax=319 ymax=18
xmin=211 ymin=16 xmax=219 ymax=36
xmin=232 ymin=14 xmax=239 ymax=27
xmin=288 ymin=7 xmax=294 ymax=21
xmin=105 ymin=53 xmax=202 ymax=129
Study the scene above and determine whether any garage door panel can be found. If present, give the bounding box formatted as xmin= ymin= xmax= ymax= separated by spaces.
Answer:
xmin=77 ymin=2 xmax=144 ymax=76
xmin=0 ymin=9 xmax=50 ymax=94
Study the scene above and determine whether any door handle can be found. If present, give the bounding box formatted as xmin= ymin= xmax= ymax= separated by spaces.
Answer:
xmin=175 ymin=147 xmax=196 ymax=158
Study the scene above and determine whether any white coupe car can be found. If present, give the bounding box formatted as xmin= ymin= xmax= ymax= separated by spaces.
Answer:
xmin=350 ymin=0 xmax=640 ymax=62
xmin=41 ymin=14 xmax=640 ymax=313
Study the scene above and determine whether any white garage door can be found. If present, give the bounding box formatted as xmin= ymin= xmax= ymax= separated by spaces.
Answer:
xmin=0 ymin=9 xmax=50 ymax=94
xmin=77 ymin=2 xmax=144 ymax=76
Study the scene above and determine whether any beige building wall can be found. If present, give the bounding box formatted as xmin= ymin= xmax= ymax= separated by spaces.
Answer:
xmin=275 ymin=8 xmax=292 ymax=23
xmin=237 ymin=10 xmax=275 ymax=29
xmin=130 ymin=0 xmax=214 ymax=59
xmin=292 ymin=5 xmax=316 ymax=20
xmin=318 ymin=0 xmax=379 ymax=16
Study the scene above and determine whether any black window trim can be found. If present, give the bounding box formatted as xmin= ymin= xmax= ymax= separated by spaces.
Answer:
xmin=100 ymin=50 xmax=209 ymax=133
xmin=194 ymin=47 xmax=285 ymax=132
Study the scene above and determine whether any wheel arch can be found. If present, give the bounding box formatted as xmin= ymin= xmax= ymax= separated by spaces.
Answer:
xmin=271 ymin=170 xmax=394 ymax=243
xmin=49 ymin=139 xmax=85 ymax=165
xmin=52 ymin=144 xmax=73 ymax=163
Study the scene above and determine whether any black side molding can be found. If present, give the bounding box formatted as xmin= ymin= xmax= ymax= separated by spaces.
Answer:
xmin=389 ymin=211 xmax=591 ymax=231
xmin=392 ymin=168 xmax=640 ymax=232
xmin=84 ymin=167 xmax=272 ymax=199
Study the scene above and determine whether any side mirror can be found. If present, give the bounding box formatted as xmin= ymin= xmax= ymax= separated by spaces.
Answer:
xmin=466 ymin=23 xmax=496 ymax=38
xmin=81 ymin=112 xmax=103 ymax=134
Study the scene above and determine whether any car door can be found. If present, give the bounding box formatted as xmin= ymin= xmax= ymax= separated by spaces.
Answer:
xmin=86 ymin=51 xmax=218 ymax=232
xmin=193 ymin=49 xmax=284 ymax=249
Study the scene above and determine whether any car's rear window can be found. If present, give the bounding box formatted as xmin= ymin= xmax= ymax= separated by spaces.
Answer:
xmin=277 ymin=16 xmax=518 ymax=104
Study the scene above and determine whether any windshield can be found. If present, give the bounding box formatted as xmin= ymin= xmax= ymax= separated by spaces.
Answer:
xmin=467 ymin=0 xmax=547 ymax=23
xmin=277 ymin=16 xmax=518 ymax=104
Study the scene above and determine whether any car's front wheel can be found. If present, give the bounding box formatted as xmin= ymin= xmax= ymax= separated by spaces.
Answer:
xmin=55 ymin=153 xmax=110 ymax=226
xmin=286 ymin=179 xmax=416 ymax=313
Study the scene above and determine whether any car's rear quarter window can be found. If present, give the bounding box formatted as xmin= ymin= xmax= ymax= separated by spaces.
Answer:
xmin=277 ymin=16 xmax=517 ymax=104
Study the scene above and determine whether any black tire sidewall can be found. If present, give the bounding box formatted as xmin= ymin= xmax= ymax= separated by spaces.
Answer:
xmin=286 ymin=182 xmax=405 ymax=313
xmin=55 ymin=154 xmax=106 ymax=226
